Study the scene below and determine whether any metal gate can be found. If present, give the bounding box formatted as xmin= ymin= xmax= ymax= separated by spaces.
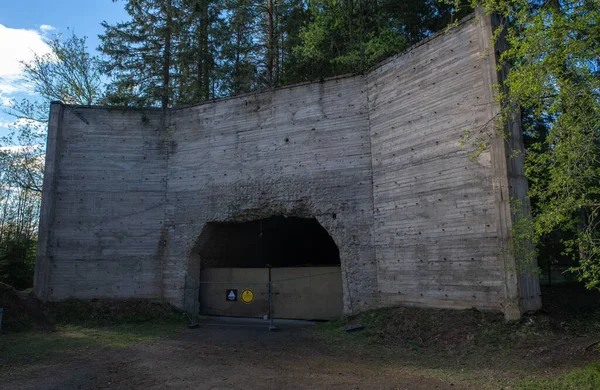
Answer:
xmin=185 ymin=266 xmax=343 ymax=329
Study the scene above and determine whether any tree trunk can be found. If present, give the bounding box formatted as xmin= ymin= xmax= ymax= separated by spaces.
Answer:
xmin=162 ymin=0 xmax=173 ymax=109
xmin=201 ymin=0 xmax=210 ymax=100
xmin=266 ymin=0 xmax=274 ymax=87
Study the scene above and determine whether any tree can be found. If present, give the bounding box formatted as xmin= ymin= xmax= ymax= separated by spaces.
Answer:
xmin=0 ymin=32 xmax=103 ymax=288
xmin=219 ymin=0 xmax=261 ymax=95
xmin=296 ymin=0 xmax=468 ymax=78
xmin=99 ymin=0 xmax=184 ymax=108
xmin=452 ymin=1 xmax=600 ymax=288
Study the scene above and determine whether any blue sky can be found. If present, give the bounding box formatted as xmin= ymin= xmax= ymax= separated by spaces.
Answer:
xmin=0 ymin=0 xmax=128 ymax=137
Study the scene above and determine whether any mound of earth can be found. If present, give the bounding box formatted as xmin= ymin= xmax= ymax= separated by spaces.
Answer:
xmin=0 ymin=282 xmax=53 ymax=332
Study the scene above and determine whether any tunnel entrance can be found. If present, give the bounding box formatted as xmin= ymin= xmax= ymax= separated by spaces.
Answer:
xmin=199 ymin=216 xmax=340 ymax=269
xmin=196 ymin=216 xmax=343 ymax=320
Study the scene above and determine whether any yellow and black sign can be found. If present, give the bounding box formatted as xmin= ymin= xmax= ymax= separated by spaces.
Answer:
xmin=241 ymin=289 xmax=255 ymax=304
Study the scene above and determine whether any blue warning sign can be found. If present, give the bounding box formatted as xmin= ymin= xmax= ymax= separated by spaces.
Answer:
xmin=226 ymin=289 xmax=237 ymax=301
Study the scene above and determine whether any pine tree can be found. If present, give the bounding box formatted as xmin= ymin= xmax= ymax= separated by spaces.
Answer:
xmin=219 ymin=0 xmax=261 ymax=95
xmin=99 ymin=0 xmax=183 ymax=108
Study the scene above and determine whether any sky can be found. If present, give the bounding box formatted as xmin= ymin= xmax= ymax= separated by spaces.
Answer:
xmin=0 ymin=0 xmax=129 ymax=138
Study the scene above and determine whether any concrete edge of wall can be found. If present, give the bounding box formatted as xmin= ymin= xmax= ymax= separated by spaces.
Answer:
xmin=475 ymin=9 xmax=542 ymax=319
xmin=34 ymin=102 xmax=64 ymax=300
xmin=49 ymin=14 xmax=479 ymax=115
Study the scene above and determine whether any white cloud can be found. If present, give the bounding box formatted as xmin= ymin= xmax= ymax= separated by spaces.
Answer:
xmin=39 ymin=24 xmax=56 ymax=33
xmin=0 ymin=24 xmax=52 ymax=96
xmin=0 ymin=144 xmax=43 ymax=153
xmin=0 ymin=117 xmax=45 ymax=130
xmin=0 ymin=95 xmax=12 ymax=107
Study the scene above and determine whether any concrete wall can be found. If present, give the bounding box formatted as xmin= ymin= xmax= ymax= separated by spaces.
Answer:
xmin=167 ymin=74 xmax=377 ymax=313
xmin=35 ymin=106 xmax=168 ymax=300
xmin=35 ymin=12 xmax=541 ymax=319
xmin=368 ymin=15 xmax=502 ymax=311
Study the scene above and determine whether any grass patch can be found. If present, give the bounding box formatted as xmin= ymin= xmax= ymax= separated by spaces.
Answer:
xmin=0 ymin=315 xmax=187 ymax=367
xmin=313 ymin=306 xmax=529 ymax=352
xmin=0 ymin=299 xmax=189 ymax=373
xmin=313 ymin=303 xmax=600 ymax=388
xmin=519 ymin=363 xmax=600 ymax=390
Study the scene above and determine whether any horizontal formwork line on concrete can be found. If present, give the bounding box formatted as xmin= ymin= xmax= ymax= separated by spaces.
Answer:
xmin=373 ymin=241 xmax=501 ymax=251
xmin=373 ymin=177 xmax=490 ymax=194
xmin=377 ymin=291 xmax=504 ymax=303
xmin=174 ymin=107 xmax=367 ymax=126
xmin=368 ymin=64 xmax=484 ymax=108
xmin=373 ymin=229 xmax=498 ymax=240
xmin=372 ymin=201 xmax=497 ymax=216
xmin=368 ymin=63 xmax=483 ymax=111
xmin=178 ymin=139 xmax=372 ymax=153
xmin=371 ymin=150 xmax=472 ymax=170
xmin=377 ymin=274 xmax=504 ymax=285
xmin=368 ymin=74 xmax=484 ymax=119
xmin=374 ymin=252 xmax=503 ymax=262
xmin=382 ymin=248 xmax=506 ymax=258
xmin=171 ymin=131 xmax=371 ymax=150
xmin=373 ymin=191 xmax=496 ymax=206
xmin=166 ymin=174 xmax=373 ymax=188
xmin=169 ymin=161 xmax=373 ymax=174
xmin=369 ymin=112 xmax=488 ymax=150
xmin=378 ymin=278 xmax=503 ymax=288
xmin=377 ymin=262 xmax=502 ymax=271
xmin=370 ymin=128 xmax=468 ymax=155
xmin=176 ymin=121 xmax=370 ymax=133
xmin=378 ymin=283 xmax=504 ymax=293
xmin=368 ymin=42 xmax=477 ymax=83
xmin=378 ymin=296 xmax=502 ymax=310
xmin=369 ymin=121 xmax=479 ymax=154
xmin=373 ymin=214 xmax=497 ymax=227
xmin=372 ymin=178 xmax=493 ymax=198
xmin=374 ymin=235 xmax=500 ymax=244
xmin=374 ymin=237 xmax=498 ymax=247
xmin=368 ymin=58 xmax=480 ymax=101
xmin=372 ymin=166 xmax=491 ymax=188
xmin=368 ymin=38 xmax=482 ymax=82
xmin=368 ymin=89 xmax=487 ymax=126
xmin=372 ymin=164 xmax=490 ymax=187
xmin=168 ymin=152 xmax=373 ymax=168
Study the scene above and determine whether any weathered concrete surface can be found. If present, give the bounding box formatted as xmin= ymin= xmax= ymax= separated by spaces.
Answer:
xmin=35 ymin=106 xmax=168 ymax=300
xmin=35 ymin=13 xmax=541 ymax=319
xmin=366 ymin=12 xmax=541 ymax=318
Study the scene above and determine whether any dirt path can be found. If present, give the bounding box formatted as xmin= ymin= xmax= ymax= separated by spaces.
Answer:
xmin=2 ymin=320 xmax=468 ymax=390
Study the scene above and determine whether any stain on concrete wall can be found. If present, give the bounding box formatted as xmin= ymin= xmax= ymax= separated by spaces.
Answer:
xmin=35 ymin=13 xmax=541 ymax=319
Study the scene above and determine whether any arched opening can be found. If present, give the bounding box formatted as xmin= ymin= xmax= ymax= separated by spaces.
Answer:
xmin=195 ymin=216 xmax=343 ymax=320
xmin=199 ymin=216 xmax=340 ymax=269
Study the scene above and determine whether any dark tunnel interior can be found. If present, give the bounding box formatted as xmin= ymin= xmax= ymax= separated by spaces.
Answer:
xmin=198 ymin=216 xmax=340 ymax=268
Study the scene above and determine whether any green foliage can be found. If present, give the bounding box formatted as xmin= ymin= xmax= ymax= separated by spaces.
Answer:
xmin=21 ymin=32 xmax=103 ymax=105
xmin=100 ymin=0 xmax=470 ymax=106
xmin=509 ymin=198 xmax=540 ymax=276
xmin=0 ymin=220 xmax=37 ymax=290
xmin=297 ymin=0 xmax=469 ymax=76
xmin=0 ymin=317 xmax=186 ymax=369
xmin=0 ymin=33 xmax=102 ymax=290
xmin=519 ymin=363 xmax=600 ymax=390
xmin=448 ymin=0 xmax=600 ymax=288
xmin=99 ymin=0 xmax=185 ymax=108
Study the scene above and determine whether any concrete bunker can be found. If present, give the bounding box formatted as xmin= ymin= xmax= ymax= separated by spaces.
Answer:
xmin=192 ymin=216 xmax=344 ymax=320
xmin=35 ymin=13 xmax=542 ymax=320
